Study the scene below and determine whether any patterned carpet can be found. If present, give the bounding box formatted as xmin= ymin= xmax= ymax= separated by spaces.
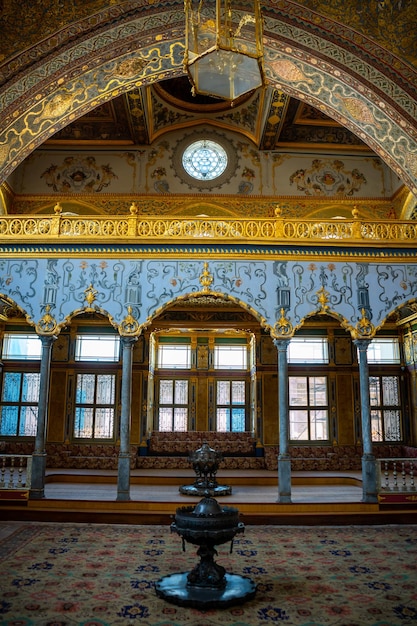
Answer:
xmin=0 ymin=521 xmax=416 ymax=625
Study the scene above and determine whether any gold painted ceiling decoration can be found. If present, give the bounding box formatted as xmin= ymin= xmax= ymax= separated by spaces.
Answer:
xmin=1 ymin=0 xmax=416 ymax=70
xmin=46 ymin=79 xmax=368 ymax=152
xmin=1 ymin=0 xmax=416 ymax=207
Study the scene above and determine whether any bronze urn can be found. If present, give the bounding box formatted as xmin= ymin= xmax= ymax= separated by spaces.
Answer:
xmin=179 ymin=441 xmax=232 ymax=496
xmin=155 ymin=495 xmax=256 ymax=609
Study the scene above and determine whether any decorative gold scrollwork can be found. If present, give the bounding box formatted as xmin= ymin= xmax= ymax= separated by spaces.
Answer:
xmin=271 ymin=308 xmax=293 ymax=339
xmin=84 ymin=284 xmax=98 ymax=311
xmin=316 ymin=286 xmax=330 ymax=313
xmin=353 ymin=307 xmax=375 ymax=339
xmin=119 ymin=306 xmax=140 ymax=336
xmin=35 ymin=304 xmax=58 ymax=334
xmin=0 ymin=214 xmax=415 ymax=246
xmin=199 ymin=262 xmax=213 ymax=292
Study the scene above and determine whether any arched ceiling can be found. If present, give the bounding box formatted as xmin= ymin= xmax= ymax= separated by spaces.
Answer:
xmin=1 ymin=0 xmax=416 ymax=69
xmin=1 ymin=1 xmax=417 ymax=194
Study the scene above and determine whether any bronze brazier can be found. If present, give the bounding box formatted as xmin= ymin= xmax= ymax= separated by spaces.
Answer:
xmin=179 ymin=441 xmax=232 ymax=497
xmin=155 ymin=495 xmax=256 ymax=609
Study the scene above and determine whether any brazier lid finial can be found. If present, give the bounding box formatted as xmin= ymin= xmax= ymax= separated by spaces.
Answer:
xmin=194 ymin=495 xmax=223 ymax=516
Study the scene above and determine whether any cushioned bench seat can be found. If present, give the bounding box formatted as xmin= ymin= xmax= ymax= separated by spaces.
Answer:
xmin=147 ymin=430 xmax=256 ymax=456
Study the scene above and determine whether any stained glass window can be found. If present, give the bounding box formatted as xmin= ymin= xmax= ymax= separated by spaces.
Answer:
xmin=288 ymin=338 xmax=328 ymax=363
xmin=157 ymin=345 xmax=191 ymax=369
xmin=0 ymin=372 xmax=40 ymax=436
xmin=74 ymin=373 xmax=116 ymax=439
xmin=289 ymin=376 xmax=329 ymax=441
xmin=367 ymin=339 xmax=400 ymax=364
xmin=182 ymin=140 xmax=228 ymax=181
xmin=216 ymin=380 xmax=246 ymax=431
xmin=158 ymin=379 xmax=188 ymax=431
xmin=369 ymin=375 xmax=402 ymax=441
xmin=75 ymin=335 xmax=120 ymax=362
xmin=214 ymin=345 xmax=247 ymax=370
xmin=2 ymin=334 xmax=42 ymax=360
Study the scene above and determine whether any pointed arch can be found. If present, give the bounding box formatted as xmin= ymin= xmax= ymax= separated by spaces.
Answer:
xmin=0 ymin=294 xmax=36 ymax=328
xmin=56 ymin=307 xmax=119 ymax=334
xmin=293 ymin=309 xmax=353 ymax=335
xmin=142 ymin=289 xmax=268 ymax=331
xmin=374 ymin=297 xmax=417 ymax=331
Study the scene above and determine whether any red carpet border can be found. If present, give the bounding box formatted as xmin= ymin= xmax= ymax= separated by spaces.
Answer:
xmin=0 ymin=522 xmax=416 ymax=625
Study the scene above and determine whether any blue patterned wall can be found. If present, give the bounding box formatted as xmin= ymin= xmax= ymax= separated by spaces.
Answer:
xmin=0 ymin=257 xmax=415 ymax=336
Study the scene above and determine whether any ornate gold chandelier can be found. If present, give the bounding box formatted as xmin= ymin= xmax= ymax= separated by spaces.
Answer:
xmin=184 ymin=0 xmax=265 ymax=101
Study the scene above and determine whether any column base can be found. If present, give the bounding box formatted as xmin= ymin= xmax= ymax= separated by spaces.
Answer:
xmin=117 ymin=453 xmax=131 ymax=502
xmin=29 ymin=488 xmax=45 ymax=500
xmin=116 ymin=491 xmax=131 ymax=502
xmin=361 ymin=453 xmax=378 ymax=503
xmin=277 ymin=454 xmax=292 ymax=503
xmin=29 ymin=452 xmax=47 ymax=500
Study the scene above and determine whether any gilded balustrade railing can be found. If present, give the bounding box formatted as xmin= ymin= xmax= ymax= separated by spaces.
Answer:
xmin=0 ymin=212 xmax=416 ymax=245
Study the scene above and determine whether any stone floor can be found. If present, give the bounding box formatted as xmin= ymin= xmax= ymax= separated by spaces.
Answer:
xmin=44 ymin=468 xmax=364 ymax=504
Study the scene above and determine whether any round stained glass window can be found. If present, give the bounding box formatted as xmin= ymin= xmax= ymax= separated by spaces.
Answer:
xmin=182 ymin=140 xmax=228 ymax=181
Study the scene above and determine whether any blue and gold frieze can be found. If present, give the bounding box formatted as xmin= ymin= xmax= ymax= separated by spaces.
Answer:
xmin=0 ymin=257 xmax=415 ymax=340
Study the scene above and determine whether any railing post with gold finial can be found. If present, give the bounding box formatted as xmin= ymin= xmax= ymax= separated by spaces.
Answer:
xmin=129 ymin=202 xmax=138 ymax=237
xmin=351 ymin=206 xmax=362 ymax=239
xmin=274 ymin=205 xmax=284 ymax=239
xmin=51 ymin=202 xmax=62 ymax=236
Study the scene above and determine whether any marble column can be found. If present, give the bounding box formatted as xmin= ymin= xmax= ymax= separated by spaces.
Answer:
xmin=30 ymin=335 xmax=56 ymax=499
xmin=354 ymin=338 xmax=378 ymax=503
xmin=273 ymin=338 xmax=292 ymax=503
xmin=117 ymin=336 xmax=137 ymax=501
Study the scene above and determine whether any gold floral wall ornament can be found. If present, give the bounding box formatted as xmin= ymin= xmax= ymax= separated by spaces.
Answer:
xmin=353 ymin=307 xmax=375 ymax=339
xmin=288 ymin=159 xmax=367 ymax=197
xmin=199 ymin=262 xmax=214 ymax=292
xmin=119 ymin=305 xmax=140 ymax=336
xmin=271 ymin=307 xmax=294 ymax=339
xmin=40 ymin=156 xmax=118 ymax=193
xmin=84 ymin=284 xmax=98 ymax=311
xmin=316 ymin=286 xmax=330 ymax=313
xmin=35 ymin=304 xmax=58 ymax=334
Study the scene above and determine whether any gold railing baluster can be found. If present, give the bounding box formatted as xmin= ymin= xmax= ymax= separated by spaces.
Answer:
xmin=0 ymin=214 xmax=415 ymax=246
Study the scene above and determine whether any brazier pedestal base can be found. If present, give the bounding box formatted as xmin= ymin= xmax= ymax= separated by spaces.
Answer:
xmin=155 ymin=572 xmax=256 ymax=609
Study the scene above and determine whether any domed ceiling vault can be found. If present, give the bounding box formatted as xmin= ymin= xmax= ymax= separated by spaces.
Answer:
xmin=0 ymin=1 xmax=417 ymax=200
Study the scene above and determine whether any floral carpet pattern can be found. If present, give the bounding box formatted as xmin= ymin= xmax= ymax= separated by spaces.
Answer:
xmin=0 ymin=522 xmax=416 ymax=625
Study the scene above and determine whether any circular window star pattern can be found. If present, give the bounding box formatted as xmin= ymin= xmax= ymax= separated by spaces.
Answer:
xmin=173 ymin=133 xmax=238 ymax=190
xmin=182 ymin=139 xmax=228 ymax=181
